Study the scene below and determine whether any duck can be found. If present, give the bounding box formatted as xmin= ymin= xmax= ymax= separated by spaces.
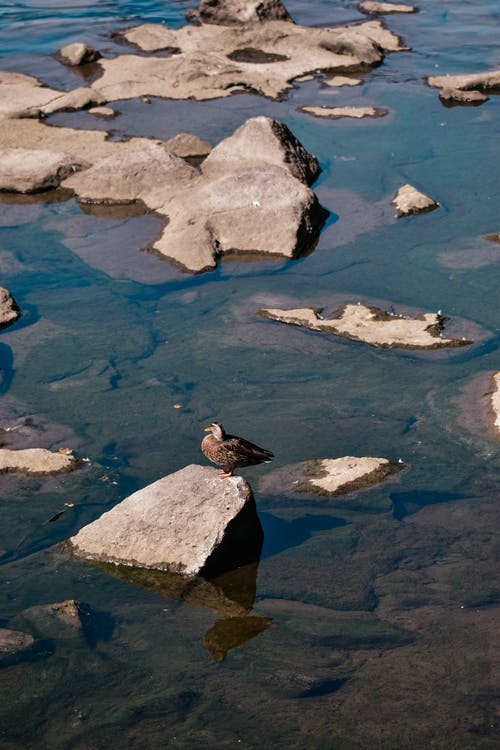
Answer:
xmin=201 ymin=422 xmax=274 ymax=478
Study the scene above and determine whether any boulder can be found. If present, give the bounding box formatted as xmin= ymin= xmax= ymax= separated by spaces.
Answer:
xmin=260 ymin=456 xmax=405 ymax=497
xmin=359 ymin=1 xmax=416 ymax=14
xmin=0 ymin=628 xmax=35 ymax=660
xmin=187 ymin=0 xmax=292 ymax=25
xmin=0 ymin=447 xmax=79 ymax=475
xmin=88 ymin=106 xmax=117 ymax=118
xmin=391 ymin=183 xmax=439 ymax=217
xmin=299 ymin=105 xmax=387 ymax=119
xmin=492 ymin=372 xmax=500 ymax=435
xmin=58 ymin=43 xmax=101 ymax=66
xmin=258 ymin=303 xmax=472 ymax=349
xmin=0 ymin=147 xmax=84 ymax=193
xmin=68 ymin=464 xmax=261 ymax=576
xmin=201 ymin=116 xmax=320 ymax=186
xmin=0 ymin=287 xmax=20 ymax=330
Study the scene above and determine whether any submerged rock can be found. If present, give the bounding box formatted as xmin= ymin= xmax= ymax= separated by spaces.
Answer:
xmin=391 ymin=183 xmax=439 ymax=217
xmin=299 ymin=105 xmax=387 ymax=119
xmin=0 ymin=447 xmax=79 ymax=475
xmin=0 ymin=287 xmax=20 ymax=330
xmin=0 ymin=147 xmax=84 ymax=193
xmin=492 ymin=372 xmax=500 ymax=435
xmin=438 ymin=88 xmax=488 ymax=106
xmin=0 ymin=628 xmax=35 ymax=661
xmin=258 ymin=303 xmax=471 ymax=349
xmin=69 ymin=464 xmax=262 ymax=576
xmin=359 ymin=1 xmax=416 ymax=14
xmin=260 ymin=456 xmax=405 ymax=497
xmin=57 ymin=43 xmax=101 ymax=67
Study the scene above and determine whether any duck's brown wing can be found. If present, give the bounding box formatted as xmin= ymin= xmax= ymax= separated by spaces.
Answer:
xmin=224 ymin=434 xmax=274 ymax=467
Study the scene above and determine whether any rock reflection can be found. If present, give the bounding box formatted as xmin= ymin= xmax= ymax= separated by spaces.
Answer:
xmin=204 ymin=615 xmax=272 ymax=663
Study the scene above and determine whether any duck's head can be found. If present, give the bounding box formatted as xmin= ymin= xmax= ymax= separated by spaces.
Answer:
xmin=204 ymin=422 xmax=225 ymax=440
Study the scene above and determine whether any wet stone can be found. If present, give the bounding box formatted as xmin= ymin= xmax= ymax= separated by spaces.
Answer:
xmin=391 ymin=183 xmax=439 ymax=217
xmin=0 ymin=287 xmax=20 ymax=330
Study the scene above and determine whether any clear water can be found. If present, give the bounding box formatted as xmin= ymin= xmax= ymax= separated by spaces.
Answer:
xmin=1 ymin=1 xmax=500 ymax=747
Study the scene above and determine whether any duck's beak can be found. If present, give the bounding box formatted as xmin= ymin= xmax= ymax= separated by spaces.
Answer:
xmin=204 ymin=426 xmax=212 ymax=432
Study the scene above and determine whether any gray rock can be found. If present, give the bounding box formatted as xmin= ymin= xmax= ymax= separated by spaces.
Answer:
xmin=12 ymin=600 xmax=91 ymax=642
xmin=299 ymin=105 xmax=387 ymax=119
xmin=0 ymin=447 xmax=79 ymax=475
xmin=427 ymin=70 xmax=500 ymax=106
xmin=391 ymin=183 xmax=439 ymax=217
xmin=0 ymin=147 xmax=84 ymax=193
xmin=68 ymin=464 xmax=258 ymax=575
xmin=187 ymin=0 xmax=292 ymax=25
xmin=0 ymin=287 xmax=20 ymax=330
xmin=58 ymin=43 xmax=101 ymax=66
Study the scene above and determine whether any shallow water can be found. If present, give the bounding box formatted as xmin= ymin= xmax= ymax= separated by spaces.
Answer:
xmin=1 ymin=1 xmax=500 ymax=748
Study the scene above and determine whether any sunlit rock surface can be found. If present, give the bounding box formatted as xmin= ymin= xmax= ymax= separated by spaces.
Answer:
xmin=258 ymin=303 xmax=471 ymax=349
xmin=359 ymin=1 xmax=416 ymax=14
xmin=69 ymin=464 xmax=262 ymax=575
xmin=0 ymin=147 xmax=84 ymax=193
xmin=0 ymin=448 xmax=79 ymax=475
xmin=427 ymin=69 xmax=500 ymax=106
xmin=260 ymin=456 xmax=405 ymax=497
xmin=299 ymin=105 xmax=387 ymax=119
xmin=0 ymin=287 xmax=20 ymax=330
xmin=391 ymin=183 xmax=439 ymax=217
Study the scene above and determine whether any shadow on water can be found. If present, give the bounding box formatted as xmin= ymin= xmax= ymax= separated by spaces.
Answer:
xmin=259 ymin=511 xmax=348 ymax=558
xmin=390 ymin=490 xmax=470 ymax=520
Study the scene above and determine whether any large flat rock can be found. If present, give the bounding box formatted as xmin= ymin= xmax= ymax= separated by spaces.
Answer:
xmin=0 ymin=147 xmax=85 ymax=193
xmin=69 ymin=464 xmax=259 ymax=575
xmin=258 ymin=303 xmax=472 ymax=349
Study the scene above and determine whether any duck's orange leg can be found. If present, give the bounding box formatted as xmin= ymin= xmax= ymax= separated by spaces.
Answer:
xmin=218 ymin=468 xmax=234 ymax=478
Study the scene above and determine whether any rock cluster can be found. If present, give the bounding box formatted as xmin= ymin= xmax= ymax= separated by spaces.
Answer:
xmin=258 ymin=303 xmax=471 ymax=349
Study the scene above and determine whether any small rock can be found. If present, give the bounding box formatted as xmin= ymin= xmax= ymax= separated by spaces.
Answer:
xmin=88 ymin=106 xmax=117 ymax=118
xmin=391 ymin=183 xmax=439 ymax=217
xmin=58 ymin=43 xmax=101 ymax=67
xmin=427 ymin=70 xmax=500 ymax=104
xmin=0 ymin=287 xmax=20 ymax=330
xmin=0 ymin=447 xmax=79 ymax=475
xmin=69 ymin=464 xmax=261 ymax=576
xmin=165 ymin=133 xmax=212 ymax=159
xmin=299 ymin=105 xmax=387 ymax=119
xmin=359 ymin=1 xmax=416 ymax=14
xmin=323 ymin=75 xmax=362 ymax=87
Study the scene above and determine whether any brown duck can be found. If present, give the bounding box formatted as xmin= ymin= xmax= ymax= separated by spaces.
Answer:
xmin=202 ymin=422 xmax=274 ymax=478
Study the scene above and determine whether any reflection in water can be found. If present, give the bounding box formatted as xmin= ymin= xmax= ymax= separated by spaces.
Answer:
xmin=93 ymin=498 xmax=269 ymax=659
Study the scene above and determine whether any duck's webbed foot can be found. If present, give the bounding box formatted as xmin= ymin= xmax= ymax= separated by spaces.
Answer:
xmin=218 ymin=468 xmax=234 ymax=478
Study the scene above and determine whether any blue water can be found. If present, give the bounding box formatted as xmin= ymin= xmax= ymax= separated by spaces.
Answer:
xmin=1 ymin=1 xmax=500 ymax=747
